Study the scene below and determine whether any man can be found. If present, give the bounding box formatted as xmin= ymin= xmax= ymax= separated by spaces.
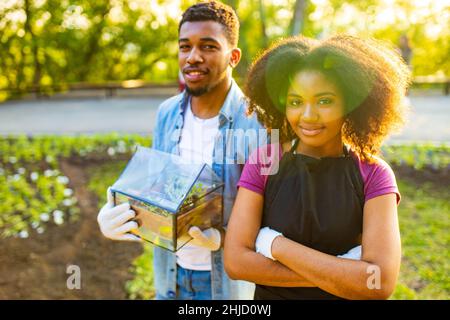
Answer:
xmin=97 ymin=1 xmax=263 ymax=299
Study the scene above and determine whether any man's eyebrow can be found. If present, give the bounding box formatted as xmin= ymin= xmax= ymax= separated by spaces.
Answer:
xmin=199 ymin=37 xmax=220 ymax=44
xmin=178 ymin=37 xmax=220 ymax=44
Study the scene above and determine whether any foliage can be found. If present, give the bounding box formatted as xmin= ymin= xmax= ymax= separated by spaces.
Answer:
xmin=381 ymin=144 xmax=450 ymax=170
xmin=0 ymin=134 xmax=151 ymax=238
xmin=392 ymin=180 xmax=450 ymax=299
xmin=0 ymin=158 xmax=78 ymax=238
xmin=125 ymin=242 xmax=155 ymax=300
xmin=0 ymin=0 xmax=180 ymax=100
xmin=1 ymin=0 xmax=448 ymax=101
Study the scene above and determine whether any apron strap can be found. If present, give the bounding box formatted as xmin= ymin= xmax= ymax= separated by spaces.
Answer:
xmin=343 ymin=144 xmax=350 ymax=157
xmin=290 ymin=139 xmax=300 ymax=154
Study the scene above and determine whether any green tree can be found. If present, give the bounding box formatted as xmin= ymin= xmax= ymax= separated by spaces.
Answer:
xmin=0 ymin=0 xmax=448 ymax=102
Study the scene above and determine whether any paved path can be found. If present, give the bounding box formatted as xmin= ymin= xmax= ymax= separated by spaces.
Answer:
xmin=386 ymin=96 xmax=449 ymax=144
xmin=0 ymin=97 xmax=165 ymax=136
xmin=0 ymin=95 xmax=449 ymax=144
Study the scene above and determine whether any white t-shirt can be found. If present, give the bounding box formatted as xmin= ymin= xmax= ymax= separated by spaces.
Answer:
xmin=176 ymin=101 xmax=220 ymax=271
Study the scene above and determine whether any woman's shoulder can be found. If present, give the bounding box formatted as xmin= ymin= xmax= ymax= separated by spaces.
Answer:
xmin=349 ymin=150 xmax=400 ymax=203
xmin=350 ymin=151 xmax=395 ymax=180
xmin=239 ymin=143 xmax=282 ymax=195
xmin=246 ymin=143 xmax=282 ymax=177
xmin=249 ymin=143 xmax=283 ymax=166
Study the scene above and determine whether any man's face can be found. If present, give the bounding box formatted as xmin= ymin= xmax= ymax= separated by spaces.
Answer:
xmin=178 ymin=21 xmax=237 ymax=96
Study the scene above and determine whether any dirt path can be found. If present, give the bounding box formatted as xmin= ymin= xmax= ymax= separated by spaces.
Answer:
xmin=0 ymin=160 xmax=143 ymax=299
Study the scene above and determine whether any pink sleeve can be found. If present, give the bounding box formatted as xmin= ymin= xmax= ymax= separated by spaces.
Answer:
xmin=237 ymin=144 xmax=282 ymax=195
xmin=357 ymin=157 xmax=401 ymax=204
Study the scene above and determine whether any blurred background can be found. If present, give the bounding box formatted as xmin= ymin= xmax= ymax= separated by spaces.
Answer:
xmin=0 ymin=0 xmax=448 ymax=300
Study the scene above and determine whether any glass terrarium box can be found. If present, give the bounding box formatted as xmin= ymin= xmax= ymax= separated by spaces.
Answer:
xmin=110 ymin=146 xmax=223 ymax=252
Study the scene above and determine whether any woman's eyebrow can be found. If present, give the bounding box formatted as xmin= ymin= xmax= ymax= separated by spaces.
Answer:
xmin=315 ymin=92 xmax=336 ymax=97
xmin=287 ymin=92 xmax=336 ymax=97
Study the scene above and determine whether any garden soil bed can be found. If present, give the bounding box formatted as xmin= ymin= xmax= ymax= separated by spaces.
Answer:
xmin=0 ymin=160 xmax=447 ymax=299
xmin=392 ymin=164 xmax=449 ymax=192
xmin=0 ymin=158 xmax=143 ymax=299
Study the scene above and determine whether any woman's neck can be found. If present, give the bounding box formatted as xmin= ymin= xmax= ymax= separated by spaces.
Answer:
xmin=295 ymin=135 xmax=344 ymax=159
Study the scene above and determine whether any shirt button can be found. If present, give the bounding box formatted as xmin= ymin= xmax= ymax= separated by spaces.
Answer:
xmin=167 ymin=290 xmax=176 ymax=298
xmin=170 ymin=268 xmax=174 ymax=272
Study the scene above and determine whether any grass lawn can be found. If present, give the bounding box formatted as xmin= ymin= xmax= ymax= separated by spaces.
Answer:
xmin=392 ymin=180 xmax=449 ymax=299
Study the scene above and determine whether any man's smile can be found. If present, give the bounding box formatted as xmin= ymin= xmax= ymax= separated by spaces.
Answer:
xmin=183 ymin=68 xmax=209 ymax=82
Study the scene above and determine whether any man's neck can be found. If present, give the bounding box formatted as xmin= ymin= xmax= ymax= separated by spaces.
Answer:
xmin=190 ymin=77 xmax=232 ymax=119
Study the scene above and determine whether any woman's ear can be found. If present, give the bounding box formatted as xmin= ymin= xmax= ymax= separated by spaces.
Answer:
xmin=229 ymin=48 xmax=242 ymax=68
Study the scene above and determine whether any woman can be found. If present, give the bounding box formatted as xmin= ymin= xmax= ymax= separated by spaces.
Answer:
xmin=224 ymin=35 xmax=410 ymax=300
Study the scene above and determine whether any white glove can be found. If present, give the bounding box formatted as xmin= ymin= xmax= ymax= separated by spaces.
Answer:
xmin=97 ymin=187 xmax=142 ymax=242
xmin=255 ymin=227 xmax=362 ymax=261
xmin=337 ymin=245 xmax=362 ymax=260
xmin=188 ymin=226 xmax=221 ymax=251
xmin=255 ymin=226 xmax=283 ymax=260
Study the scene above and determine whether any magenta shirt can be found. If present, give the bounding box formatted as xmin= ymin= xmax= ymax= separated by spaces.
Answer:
xmin=237 ymin=144 xmax=400 ymax=204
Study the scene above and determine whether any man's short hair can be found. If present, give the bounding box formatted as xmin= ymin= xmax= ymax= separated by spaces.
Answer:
xmin=179 ymin=1 xmax=240 ymax=47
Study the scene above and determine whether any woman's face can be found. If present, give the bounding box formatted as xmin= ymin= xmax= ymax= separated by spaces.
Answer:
xmin=286 ymin=70 xmax=345 ymax=154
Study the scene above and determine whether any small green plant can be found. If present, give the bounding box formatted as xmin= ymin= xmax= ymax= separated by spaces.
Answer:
xmin=381 ymin=144 xmax=450 ymax=170
xmin=0 ymin=134 xmax=151 ymax=238
xmin=391 ymin=180 xmax=450 ymax=299
xmin=125 ymin=243 xmax=155 ymax=300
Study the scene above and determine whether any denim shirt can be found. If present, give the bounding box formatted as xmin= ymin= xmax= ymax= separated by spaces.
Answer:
xmin=151 ymin=79 xmax=264 ymax=300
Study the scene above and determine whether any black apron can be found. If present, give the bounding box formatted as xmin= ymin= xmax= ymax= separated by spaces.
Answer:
xmin=254 ymin=140 xmax=365 ymax=300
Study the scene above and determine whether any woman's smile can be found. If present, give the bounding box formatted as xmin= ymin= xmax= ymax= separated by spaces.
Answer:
xmin=299 ymin=123 xmax=326 ymax=136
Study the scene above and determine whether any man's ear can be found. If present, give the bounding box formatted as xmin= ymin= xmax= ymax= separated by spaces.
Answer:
xmin=229 ymin=48 xmax=242 ymax=68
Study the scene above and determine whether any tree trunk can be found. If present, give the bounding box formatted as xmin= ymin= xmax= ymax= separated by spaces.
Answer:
xmin=23 ymin=0 xmax=42 ymax=92
xmin=291 ymin=0 xmax=307 ymax=36
xmin=259 ymin=0 xmax=268 ymax=48
xmin=77 ymin=2 xmax=111 ymax=81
